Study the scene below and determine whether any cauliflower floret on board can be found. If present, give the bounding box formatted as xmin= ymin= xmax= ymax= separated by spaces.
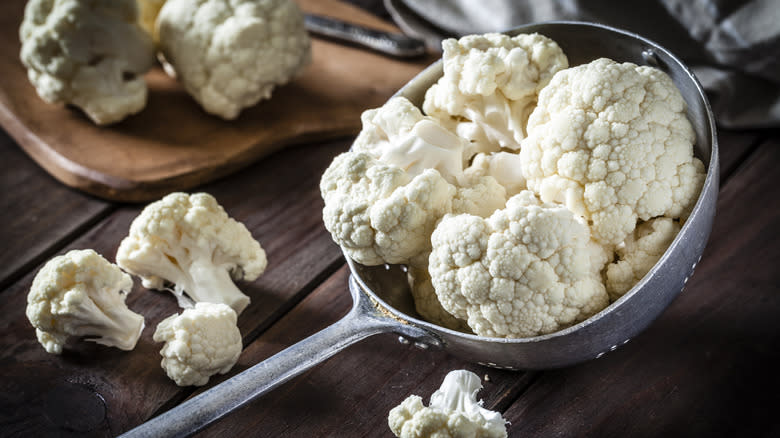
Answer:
xmin=388 ymin=369 xmax=507 ymax=438
xmin=429 ymin=191 xmax=609 ymax=338
xmin=320 ymin=151 xmax=456 ymax=266
xmin=116 ymin=192 xmax=267 ymax=315
xmin=153 ymin=302 xmax=242 ymax=386
xmin=424 ymin=33 xmax=569 ymax=152
xmin=19 ymin=0 xmax=156 ymax=125
xmin=606 ymin=217 xmax=681 ymax=299
xmin=157 ymin=0 xmax=311 ymax=119
xmin=26 ymin=249 xmax=145 ymax=354
xmin=520 ymin=57 xmax=706 ymax=246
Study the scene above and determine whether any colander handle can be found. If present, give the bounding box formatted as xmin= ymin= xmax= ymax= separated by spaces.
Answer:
xmin=119 ymin=275 xmax=435 ymax=438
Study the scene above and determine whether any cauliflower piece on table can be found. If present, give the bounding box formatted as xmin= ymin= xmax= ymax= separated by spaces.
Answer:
xmin=320 ymin=151 xmax=455 ymax=266
xmin=388 ymin=369 xmax=507 ymax=438
xmin=19 ymin=0 xmax=156 ymax=125
xmin=429 ymin=191 xmax=609 ymax=338
xmin=116 ymin=192 xmax=267 ymax=315
xmin=521 ymin=57 xmax=706 ymax=246
xmin=26 ymin=249 xmax=144 ymax=354
xmin=153 ymin=302 xmax=242 ymax=386
xmin=424 ymin=33 xmax=568 ymax=152
xmin=606 ymin=217 xmax=682 ymax=299
xmin=156 ymin=0 xmax=311 ymax=119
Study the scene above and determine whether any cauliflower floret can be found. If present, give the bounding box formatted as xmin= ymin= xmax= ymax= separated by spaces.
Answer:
xmin=116 ymin=192 xmax=267 ymax=315
xmin=156 ymin=0 xmax=311 ymax=119
xmin=26 ymin=249 xmax=144 ymax=354
xmin=424 ymin=33 xmax=568 ymax=152
xmin=606 ymin=217 xmax=681 ymax=299
xmin=429 ymin=191 xmax=609 ymax=338
xmin=521 ymin=57 xmax=706 ymax=246
xmin=407 ymin=262 xmax=470 ymax=332
xmin=19 ymin=0 xmax=156 ymax=125
xmin=353 ymin=97 xmax=469 ymax=184
xmin=320 ymin=151 xmax=455 ymax=266
xmin=153 ymin=302 xmax=242 ymax=386
xmin=388 ymin=370 xmax=507 ymax=438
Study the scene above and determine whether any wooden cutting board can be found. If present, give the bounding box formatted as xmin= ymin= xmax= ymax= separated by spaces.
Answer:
xmin=0 ymin=0 xmax=435 ymax=202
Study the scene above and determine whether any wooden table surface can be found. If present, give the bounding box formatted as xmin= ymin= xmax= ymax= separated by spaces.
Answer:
xmin=2 ymin=3 xmax=779 ymax=438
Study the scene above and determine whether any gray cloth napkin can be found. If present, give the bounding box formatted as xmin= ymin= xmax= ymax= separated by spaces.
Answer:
xmin=385 ymin=0 xmax=780 ymax=129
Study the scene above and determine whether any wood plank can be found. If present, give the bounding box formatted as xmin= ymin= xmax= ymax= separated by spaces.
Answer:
xmin=500 ymin=140 xmax=780 ymax=437
xmin=716 ymin=129 xmax=764 ymax=182
xmin=0 ymin=0 xmax=435 ymax=202
xmin=0 ymin=129 xmax=112 ymax=289
xmin=183 ymin=266 xmax=533 ymax=437
xmin=0 ymin=140 xmax=347 ymax=436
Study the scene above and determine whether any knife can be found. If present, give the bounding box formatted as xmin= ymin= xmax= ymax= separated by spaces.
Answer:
xmin=304 ymin=13 xmax=427 ymax=58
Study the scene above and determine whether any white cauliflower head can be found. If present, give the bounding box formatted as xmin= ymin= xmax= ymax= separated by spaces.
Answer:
xmin=606 ymin=217 xmax=681 ymax=299
xmin=26 ymin=249 xmax=144 ymax=354
xmin=520 ymin=57 xmax=706 ymax=246
xmin=116 ymin=192 xmax=267 ymax=315
xmin=388 ymin=369 xmax=507 ymax=438
xmin=153 ymin=302 xmax=242 ymax=386
xmin=157 ymin=0 xmax=312 ymax=119
xmin=424 ymin=32 xmax=569 ymax=152
xmin=429 ymin=191 xmax=609 ymax=338
xmin=320 ymin=151 xmax=456 ymax=266
xmin=19 ymin=0 xmax=156 ymax=125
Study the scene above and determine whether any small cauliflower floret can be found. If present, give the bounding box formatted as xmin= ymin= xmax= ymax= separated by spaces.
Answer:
xmin=116 ymin=192 xmax=267 ymax=315
xmin=320 ymin=151 xmax=455 ymax=266
xmin=606 ymin=217 xmax=681 ymax=299
xmin=26 ymin=249 xmax=144 ymax=354
xmin=388 ymin=370 xmax=507 ymax=438
xmin=153 ymin=302 xmax=242 ymax=386
xmin=407 ymin=262 xmax=470 ymax=332
xmin=157 ymin=0 xmax=311 ymax=119
xmin=424 ymin=33 xmax=568 ymax=152
xmin=521 ymin=57 xmax=706 ymax=246
xmin=352 ymin=97 xmax=508 ymax=222
xmin=429 ymin=191 xmax=609 ymax=338
xmin=19 ymin=0 xmax=155 ymax=125
xmin=353 ymin=97 xmax=468 ymax=184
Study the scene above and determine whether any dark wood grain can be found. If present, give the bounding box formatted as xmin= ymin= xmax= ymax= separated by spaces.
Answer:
xmin=500 ymin=140 xmax=780 ymax=437
xmin=0 ymin=129 xmax=112 ymax=290
xmin=186 ymin=266 xmax=534 ymax=438
xmin=0 ymin=140 xmax=347 ymax=436
xmin=0 ymin=0 xmax=434 ymax=202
